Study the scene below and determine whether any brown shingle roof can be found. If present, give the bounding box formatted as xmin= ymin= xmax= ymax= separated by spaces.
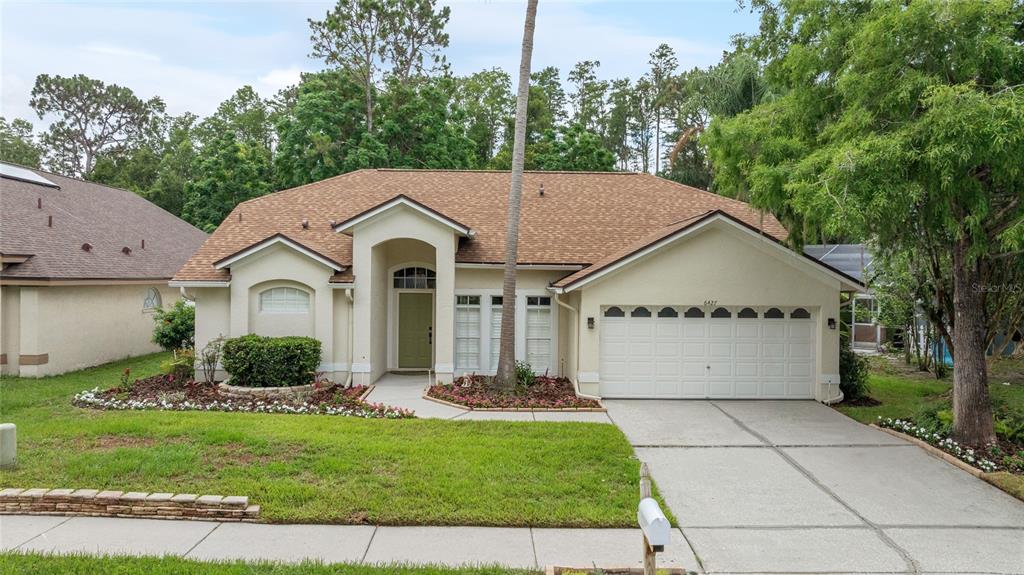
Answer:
xmin=1 ymin=163 xmax=207 ymax=281
xmin=173 ymin=169 xmax=786 ymax=283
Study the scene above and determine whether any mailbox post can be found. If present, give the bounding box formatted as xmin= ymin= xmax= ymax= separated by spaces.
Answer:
xmin=637 ymin=462 xmax=670 ymax=575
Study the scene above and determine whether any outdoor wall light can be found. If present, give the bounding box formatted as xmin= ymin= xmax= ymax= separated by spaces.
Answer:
xmin=828 ymin=318 xmax=837 ymax=330
xmin=587 ymin=317 xmax=595 ymax=329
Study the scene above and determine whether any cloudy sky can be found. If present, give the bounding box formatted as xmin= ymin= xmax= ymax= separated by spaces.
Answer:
xmin=1 ymin=1 xmax=759 ymax=126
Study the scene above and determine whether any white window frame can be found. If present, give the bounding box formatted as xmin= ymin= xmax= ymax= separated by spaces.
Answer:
xmin=525 ymin=295 xmax=553 ymax=375
xmin=453 ymin=288 xmax=558 ymax=377
xmin=455 ymin=295 xmax=482 ymax=371
xmin=259 ymin=287 xmax=311 ymax=314
xmin=142 ymin=287 xmax=162 ymax=312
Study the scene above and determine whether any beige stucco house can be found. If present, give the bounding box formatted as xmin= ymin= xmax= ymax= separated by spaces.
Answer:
xmin=173 ymin=169 xmax=861 ymax=401
xmin=0 ymin=163 xmax=207 ymax=377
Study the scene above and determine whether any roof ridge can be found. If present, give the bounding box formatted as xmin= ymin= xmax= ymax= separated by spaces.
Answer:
xmin=375 ymin=168 xmax=640 ymax=175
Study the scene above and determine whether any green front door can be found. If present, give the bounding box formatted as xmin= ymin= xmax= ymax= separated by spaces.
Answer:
xmin=398 ymin=292 xmax=433 ymax=368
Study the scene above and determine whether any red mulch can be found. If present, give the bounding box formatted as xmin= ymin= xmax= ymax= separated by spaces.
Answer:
xmin=426 ymin=374 xmax=600 ymax=409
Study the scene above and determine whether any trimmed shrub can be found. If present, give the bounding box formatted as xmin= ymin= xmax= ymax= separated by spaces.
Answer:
xmin=515 ymin=361 xmax=535 ymax=387
xmin=839 ymin=338 xmax=871 ymax=401
xmin=152 ymin=300 xmax=195 ymax=351
xmin=161 ymin=348 xmax=195 ymax=381
xmin=221 ymin=335 xmax=321 ymax=388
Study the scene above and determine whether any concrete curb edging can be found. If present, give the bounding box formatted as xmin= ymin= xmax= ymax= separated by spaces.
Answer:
xmin=0 ymin=488 xmax=260 ymax=522
xmin=871 ymin=424 xmax=983 ymax=477
xmin=421 ymin=392 xmax=607 ymax=412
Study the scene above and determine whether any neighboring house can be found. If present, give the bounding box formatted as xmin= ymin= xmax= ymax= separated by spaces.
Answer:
xmin=173 ymin=169 xmax=862 ymax=401
xmin=804 ymin=244 xmax=883 ymax=351
xmin=0 ymin=163 xmax=207 ymax=377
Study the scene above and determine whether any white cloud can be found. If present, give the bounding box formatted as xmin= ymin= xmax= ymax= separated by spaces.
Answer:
xmin=80 ymin=42 xmax=161 ymax=63
xmin=258 ymin=67 xmax=308 ymax=92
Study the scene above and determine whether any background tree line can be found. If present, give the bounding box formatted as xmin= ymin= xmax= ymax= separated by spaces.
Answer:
xmin=0 ymin=0 xmax=750 ymax=233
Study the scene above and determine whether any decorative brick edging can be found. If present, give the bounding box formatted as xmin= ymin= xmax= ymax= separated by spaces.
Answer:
xmin=870 ymin=425 xmax=984 ymax=477
xmin=421 ymin=393 xmax=606 ymax=412
xmin=217 ymin=381 xmax=316 ymax=400
xmin=0 ymin=488 xmax=260 ymax=522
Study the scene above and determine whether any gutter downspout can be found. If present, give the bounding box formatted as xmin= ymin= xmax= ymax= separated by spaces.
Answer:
xmin=345 ymin=288 xmax=354 ymax=388
xmin=553 ymin=292 xmax=601 ymax=401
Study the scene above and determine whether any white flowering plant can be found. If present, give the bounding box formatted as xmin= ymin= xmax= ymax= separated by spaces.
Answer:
xmin=877 ymin=417 xmax=1001 ymax=473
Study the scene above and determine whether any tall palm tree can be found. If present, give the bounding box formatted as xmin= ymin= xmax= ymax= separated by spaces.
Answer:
xmin=494 ymin=0 xmax=539 ymax=389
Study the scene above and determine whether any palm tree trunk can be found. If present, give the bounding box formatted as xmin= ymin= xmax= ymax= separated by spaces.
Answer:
xmin=494 ymin=0 xmax=538 ymax=390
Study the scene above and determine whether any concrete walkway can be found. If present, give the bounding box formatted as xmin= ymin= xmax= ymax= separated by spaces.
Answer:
xmin=607 ymin=399 xmax=1024 ymax=575
xmin=1 ymin=516 xmax=699 ymax=571
xmin=365 ymin=372 xmax=613 ymax=422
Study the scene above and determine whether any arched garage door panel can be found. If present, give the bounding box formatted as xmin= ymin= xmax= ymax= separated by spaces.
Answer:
xmin=599 ymin=306 xmax=816 ymax=399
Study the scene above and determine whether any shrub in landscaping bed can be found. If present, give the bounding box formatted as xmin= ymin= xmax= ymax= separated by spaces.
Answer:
xmin=839 ymin=339 xmax=871 ymax=401
xmin=427 ymin=374 xmax=600 ymax=409
xmin=152 ymin=300 xmax=195 ymax=351
xmin=74 ymin=375 xmax=413 ymax=419
xmin=221 ymin=335 xmax=321 ymax=387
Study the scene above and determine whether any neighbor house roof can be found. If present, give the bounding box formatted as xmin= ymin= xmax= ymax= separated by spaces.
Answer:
xmin=173 ymin=169 xmax=788 ymax=283
xmin=0 ymin=162 xmax=207 ymax=282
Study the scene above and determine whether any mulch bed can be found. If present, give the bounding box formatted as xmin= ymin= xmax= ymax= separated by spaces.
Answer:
xmin=427 ymin=374 xmax=601 ymax=410
xmin=74 ymin=375 xmax=414 ymax=419
xmin=840 ymin=395 xmax=882 ymax=407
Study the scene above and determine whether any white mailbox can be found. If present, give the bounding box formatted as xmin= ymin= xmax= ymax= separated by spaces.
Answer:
xmin=637 ymin=497 xmax=670 ymax=550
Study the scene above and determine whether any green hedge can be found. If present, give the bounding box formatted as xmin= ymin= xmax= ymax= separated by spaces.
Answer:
xmin=221 ymin=335 xmax=321 ymax=388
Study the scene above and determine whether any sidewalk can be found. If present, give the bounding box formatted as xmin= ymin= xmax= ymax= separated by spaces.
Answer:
xmin=1 ymin=515 xmax=700 ymax=571
xmin=365 ymin=373 xmax=612 ymax=423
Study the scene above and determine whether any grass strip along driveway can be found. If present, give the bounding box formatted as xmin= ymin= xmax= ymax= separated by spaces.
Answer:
xmin=0 ymin=353 xmax=650 ymax=527
xmin=0 ymin=554 xmax=537 ymax=575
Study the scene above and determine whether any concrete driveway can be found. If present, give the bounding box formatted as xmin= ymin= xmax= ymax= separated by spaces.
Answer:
xmin=606 ymin=399 xmax=1024 ymax=575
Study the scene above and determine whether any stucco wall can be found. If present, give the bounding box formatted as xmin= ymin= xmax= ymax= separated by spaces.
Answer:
xmin=0 ymin=285 xmax=21 ymax=375
xmin=8 ymin=283 xmax=177 ymax=377
xmin=248 ymin=280 xmax=316 ymax=338
xmin=573 ymin=222 xmax=841 ymax=400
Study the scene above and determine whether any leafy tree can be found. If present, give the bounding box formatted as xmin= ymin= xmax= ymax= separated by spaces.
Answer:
xmin=704 ymin=0 xmax=1024 ymax=445
xmin=0 ymin=117 xmax=44 ymax=168
xmin=496 ymin=0 xmax=538 ymax=390
xmin=147 ymin=114 xmax=200 ymax=216
xmin=647 ymin=43 xmax=677 ymax=173
xmin=375 ymin=76 xmax=477 ymax=169
xmin=603 ymin=79 xmax=633 ymax=170
xmin=29 ymin=74 xmax=165 ymax=176
xmin=309 ymin=0 xmax=449 ymax=133
xmin=275 ymin=71 xmax=368 ymax=188
xmin=195 ymin=86 xmax=274 ymax=151
xmin=89 ymin=145 xmax=162 ymax=194
xmin=567 ymin=60 xmax=608 ymax=132
xmin=456 ymin=68 xmax=514 ymax=165
xmin=533 ymin=125 xmax=614 ymax=172
xmin=490 ymin=84 xmax=556 ymax=169
xmin=530 ymin=66 xmax=567 ymax=126
xmin=183 ymin=132 xmax=272 ymax=232
xmin=628 ymin=76 xmax=656 ymax=173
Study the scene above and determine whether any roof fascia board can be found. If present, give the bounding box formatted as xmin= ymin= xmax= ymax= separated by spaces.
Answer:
xmin=455 ymin=263 xmax=585 ymax=271
xmin=213 ymin=235 xmax=343 ymax=272
xmin=1 ymin=278 xmax=173 ymax=286
xmin=169 ymin=280 xmax=231 ymax=288
xmin=333 ymin=195 xmax=473 ymax=237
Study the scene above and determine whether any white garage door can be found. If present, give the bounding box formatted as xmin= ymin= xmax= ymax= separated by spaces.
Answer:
xmin=599 ymin=305 xmax=816 ymax=399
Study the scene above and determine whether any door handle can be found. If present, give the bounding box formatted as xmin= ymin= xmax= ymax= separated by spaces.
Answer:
xmin=428 ymin=326 xmax=433 ymax=345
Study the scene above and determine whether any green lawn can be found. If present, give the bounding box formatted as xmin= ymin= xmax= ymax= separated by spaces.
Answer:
xmin=0 ymin=353 xmax=654 ymax=527
xmin=0 ymin=554 xmax=536 ymax=575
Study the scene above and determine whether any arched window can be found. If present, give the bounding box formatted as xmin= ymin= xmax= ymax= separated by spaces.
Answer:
xmin=791 ymin=308 xmax=811 ymax=319
xmin=631 ymin=306 xmax=652 ymax=318
xmin=393 ymin=267 xmax=436 ymax=289
xmin=684 ymin=307 xmax=705 ymax=318
xmin=604 ymin=306 xmax=625 ymax=317
xmin=657 ymin=307 xmax=678 ymax=318
xmin=764 ymin=307 xmax=785 ymax=319
xmin=738 ymin=307 xmax=758 ymax=319
xmin=711 ymin=307 xmax=731 ymax=318
xmin=143 ymin=287 xmax=162 ymax=311
xmin=260 ymin=287 xmax=310 ymax=313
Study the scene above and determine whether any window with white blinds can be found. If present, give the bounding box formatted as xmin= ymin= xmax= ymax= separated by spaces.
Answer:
xmin=455 ymin=295 xmax=481 ymax=370
xmin=490 ymin=296 xmax=503 ymax=370
xmin=259 ymin=287 xmax=310 ymax=313
xmin=526 ymin=296 xmax=552 ymax=374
